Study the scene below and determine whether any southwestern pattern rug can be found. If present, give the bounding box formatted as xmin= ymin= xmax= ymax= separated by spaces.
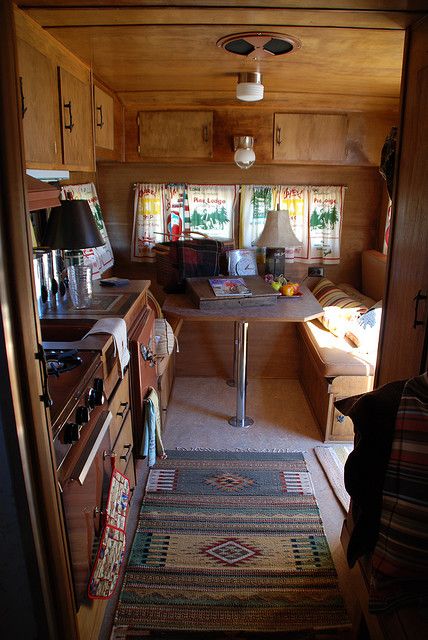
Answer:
xmin=114 ymin=451 xmax=349 ymax=635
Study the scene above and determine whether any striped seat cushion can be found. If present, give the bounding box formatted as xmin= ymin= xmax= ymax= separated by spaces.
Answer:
xmin=369 ymin=372 xmax=428 ymax=612
xmin=312 ymin=278 xmax=367 ymax=337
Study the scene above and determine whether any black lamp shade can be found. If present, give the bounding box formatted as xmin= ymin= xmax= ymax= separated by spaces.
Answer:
xmin=42 ymin=200 xmax=105 ymax=249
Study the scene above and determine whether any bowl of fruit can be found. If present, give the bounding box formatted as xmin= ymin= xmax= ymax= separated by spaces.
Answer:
xmin=264 ymin=274 xmax=302 ymax=298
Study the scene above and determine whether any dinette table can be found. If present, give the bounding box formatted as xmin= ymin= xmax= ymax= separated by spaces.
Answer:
xmin=162 ymin=283 xmax=323 ymax=429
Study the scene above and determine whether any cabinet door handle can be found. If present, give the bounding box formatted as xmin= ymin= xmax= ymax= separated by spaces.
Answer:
xmin=19 ymin=76 xmax=27 ymax=119
xmin=96 ymin=104 xmax=104 ymax=128
xmin=116 ymin=401 xmax=129 ymax=417
xmin=202 ymin=124 xmax=208 ymax=143
xmin=63 ymin=101 xmax=74 ymax=131
xmin=276 ymin=126 xmax=282 ymax=145
xmin=120 ymin=443 xmax=133 ymax=463
xmin=413 ymin=289 xmax=427 ymax=328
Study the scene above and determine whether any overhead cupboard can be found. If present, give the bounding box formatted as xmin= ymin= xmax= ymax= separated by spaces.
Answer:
xmin=15 ymin=9 xmax=95 ymax=172
xmin=273 ymin=113 xmax=348 ymax=163
xmin=94 ymin=84 xmax=115 ymax=151
xmin=137 ymin=110 xmax=213 ymax=160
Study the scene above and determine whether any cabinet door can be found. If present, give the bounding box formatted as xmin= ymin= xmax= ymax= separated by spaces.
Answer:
xmin=138 ymin=111 xmax=213 ymax=159
xmin=376 ymin=19 xmax=428 ymax=383
xmin=274 ymin=113 xmax=347 ymax=162
xmin=17 ymin=38 xmax=62 ymax=167
xmin=94 ymin=85 xmax=114 ymax=150
xmin=59 ymin=67 xmax=94 ymax=170
xmin=129 ymin=306 xmax=157 ymax=456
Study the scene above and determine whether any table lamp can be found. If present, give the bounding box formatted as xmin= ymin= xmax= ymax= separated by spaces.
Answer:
xmin=255 ymin=207 xmax=302 ymax=276
xmin=42 ymin=200 xmax=105 ymax=308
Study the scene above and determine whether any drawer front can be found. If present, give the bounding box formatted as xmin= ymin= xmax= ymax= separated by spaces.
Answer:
xmin=109 ymin=370 xmax=130 ymax=448
xmin=113 ymin=411 xmax=133 ymax=477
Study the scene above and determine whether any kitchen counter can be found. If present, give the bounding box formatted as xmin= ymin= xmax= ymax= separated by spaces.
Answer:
xmin=40 ymin=279 xmax=151 ymax=335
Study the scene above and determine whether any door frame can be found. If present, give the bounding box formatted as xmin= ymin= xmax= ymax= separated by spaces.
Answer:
xmin=0 ymin=1 xmax=78 ymax=637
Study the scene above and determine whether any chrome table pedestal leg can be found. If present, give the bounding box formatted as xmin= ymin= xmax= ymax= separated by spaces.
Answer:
xmin=226 ymin=321 xmax=238 ymax=387
xmin=228 ymin=321 xmax=254 ymax=428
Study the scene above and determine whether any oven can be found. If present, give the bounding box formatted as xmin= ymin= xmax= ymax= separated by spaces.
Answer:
xmin=46 ymin=347 xmax=114 ymax=607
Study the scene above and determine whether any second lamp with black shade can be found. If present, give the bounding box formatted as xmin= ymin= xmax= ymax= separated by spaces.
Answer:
xmin=42 ymin=199 xmax=105 ymax=309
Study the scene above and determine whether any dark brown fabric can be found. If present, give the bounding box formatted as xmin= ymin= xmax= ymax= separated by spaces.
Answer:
xmin=335 ymin=379 xmax=406 ymax=567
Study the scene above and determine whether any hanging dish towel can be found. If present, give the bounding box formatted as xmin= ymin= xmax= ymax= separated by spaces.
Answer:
xmin=83 ymin=317 xmax=130 ymax=378
xmin=141 ymin=387 xmax=166 ymax=466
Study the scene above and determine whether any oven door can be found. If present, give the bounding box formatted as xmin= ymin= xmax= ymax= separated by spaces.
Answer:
xmin=60 ymin=410 xmax=113 ymax=607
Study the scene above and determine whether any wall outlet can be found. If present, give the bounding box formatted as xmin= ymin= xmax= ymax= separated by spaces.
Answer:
xmin=307 ymin=266 xmax=324 ymax=277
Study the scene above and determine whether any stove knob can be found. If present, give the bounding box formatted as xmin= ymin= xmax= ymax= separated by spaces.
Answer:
xmin=76 ymin=405 xmax=90 ymax=425
xmin=63 ymin=422 xmax=80 ymax=444
xmin=93 ymin=378 xmax=105 ymax=406
xmin=87 ymin=388 xmax=96 ymax=409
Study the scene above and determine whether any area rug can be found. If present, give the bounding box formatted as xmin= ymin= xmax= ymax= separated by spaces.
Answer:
xmin=114 ymin=451 xmax=350 ymax=635
xmin=314 ymin=446 xmax=352 ymax=512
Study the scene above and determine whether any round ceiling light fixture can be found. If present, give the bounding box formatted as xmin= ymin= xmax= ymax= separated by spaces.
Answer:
xmin=217 ymin=31 xmax=301 ymax=60
xmin=236 ymin=72 xmax=264 ymax=102
xmin=234 ymin=136 xmax=256 ymax=170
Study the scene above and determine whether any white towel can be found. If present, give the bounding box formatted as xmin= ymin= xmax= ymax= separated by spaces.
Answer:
xmin=83 ymin=317 xmax=130 ymax=378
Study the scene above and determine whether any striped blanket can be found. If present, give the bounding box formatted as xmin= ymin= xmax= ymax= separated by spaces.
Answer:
xmin=369 ymin=372 xmax=428 ymax=612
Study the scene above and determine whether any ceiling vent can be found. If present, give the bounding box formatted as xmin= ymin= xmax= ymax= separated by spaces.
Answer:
xmin=217 ymin=32 xmax=301 ymax=60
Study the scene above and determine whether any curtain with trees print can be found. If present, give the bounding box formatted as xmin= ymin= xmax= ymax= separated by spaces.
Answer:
xmin=240 ymin=185 xmax=276 ymax=248
xmin=60 ymin=182 xmax=114 ymax=277
xmin=307 ymin=186 xmax=344 ymax=264
xmin=240 ymin=184 xmax=344 ymax=264
xmin=131 ymin=183 xmax=345 ymax=263
xmin=187 ymin=184 xmax=237 ymax=240
xmin=131 ymin=183 xmax=164 ymax=261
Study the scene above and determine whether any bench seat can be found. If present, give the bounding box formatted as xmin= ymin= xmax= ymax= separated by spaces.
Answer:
xmin=297 ymin=249 xmax=385 ymax=442
xmin=299 ymin=319 xmax=376 ymax=378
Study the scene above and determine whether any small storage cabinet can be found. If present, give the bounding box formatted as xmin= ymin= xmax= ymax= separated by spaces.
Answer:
xmin=17 ymin=38 xmax=62 ymax=167
xmin=273 ymin=113 xmax=348 ymax=163
xmin=94 ymin=85 xmax=114 ymax=150
xmin=138 ymin=110 xmax=213 ymax=159
xmin=59 ymin=67 xmax=94 ymax=170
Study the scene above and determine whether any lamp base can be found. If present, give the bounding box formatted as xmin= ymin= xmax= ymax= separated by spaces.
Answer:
xmin=265 ymin=248 xmax=285 ymax=277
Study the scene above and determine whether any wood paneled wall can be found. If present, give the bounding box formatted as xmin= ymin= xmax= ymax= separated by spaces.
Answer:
xmin=96 ymin=161 xmax=385 ymax=378
xmin=97 ymin=161 xmax=385 ymax=289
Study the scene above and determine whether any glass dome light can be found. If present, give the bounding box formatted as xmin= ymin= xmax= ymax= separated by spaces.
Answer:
xmin=236 ymin=72 xmax=264 ymax=102
xmin=233 ymin=136 xmax=255 ymax=169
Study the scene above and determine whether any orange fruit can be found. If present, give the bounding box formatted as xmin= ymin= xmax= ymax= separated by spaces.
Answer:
xmin=280 ymin=284 xmax=295 ymax=297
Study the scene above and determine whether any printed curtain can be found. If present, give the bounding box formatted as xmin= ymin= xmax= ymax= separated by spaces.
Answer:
xmin=307 ymin=186 xmax=345 ymax=264
xmin=162 ymin=184 xmax=188 ymax=241
xmin=241 ymin=184 xmax=344 ymax=264
xmin=187 ymin=184 xmax=237 ymax=240
xmin=240 ymin=185 xmax=276 ymax=248
xmin=278 ymin=185 xmax=309 ymax=260
xmin=60 ymin=182 xmax=114 ymax=278
xmin=131 ymin=183 xmax=164 ymax=261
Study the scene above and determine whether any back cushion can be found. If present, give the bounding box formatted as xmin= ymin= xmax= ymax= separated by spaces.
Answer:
xmin=312 ymin=278 xmax=365 ymax=308
xmin=346 ymin=302 xmax=382 ymax=352
xmin=312 ymin=278 xmax=367 ymax=337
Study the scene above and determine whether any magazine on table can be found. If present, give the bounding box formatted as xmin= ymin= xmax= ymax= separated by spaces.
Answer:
xmin=209 ymin=277 xmax=252 ymax=297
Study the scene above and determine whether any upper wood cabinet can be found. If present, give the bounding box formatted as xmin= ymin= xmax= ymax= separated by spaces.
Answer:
xmin=94 ymin=85 xmax=114 ymax=150
xmin=138 ymin=111 xmax=213 ymax=159
xmin=15 ymin=7 xmax=95 ymax=172
xmin=59 ymin=67 xmax=94 ymax=170
xmin=274 ymin=113 xmax=348 ymax=163
xmin=18 ymin=38 xmax=62 ymax=168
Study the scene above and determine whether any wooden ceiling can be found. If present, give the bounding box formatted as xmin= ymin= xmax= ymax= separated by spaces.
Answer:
xmin=17 ymin=1 xmax=427 ymax=114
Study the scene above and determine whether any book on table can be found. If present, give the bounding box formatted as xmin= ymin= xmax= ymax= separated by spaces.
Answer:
xmin=209 ymin=277 xmax=252 ymax=297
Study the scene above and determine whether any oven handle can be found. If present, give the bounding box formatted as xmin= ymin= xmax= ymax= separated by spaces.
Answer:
xmin=70 ymin=411 xmax=112 ymax=486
